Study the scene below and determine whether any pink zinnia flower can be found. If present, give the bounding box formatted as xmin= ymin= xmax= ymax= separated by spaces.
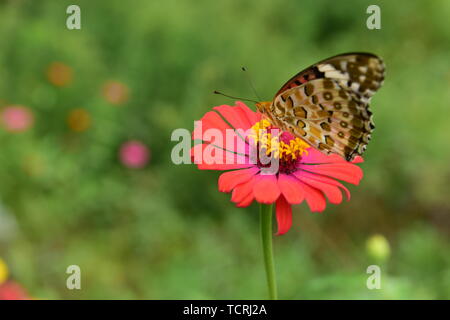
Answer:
xmin=119 ymin=140 xmax=150 ymax=168
xmin=191 ymin=102 xmax=363 ymax=235
xmin=0 ymin=105 xmax=34 ymax=133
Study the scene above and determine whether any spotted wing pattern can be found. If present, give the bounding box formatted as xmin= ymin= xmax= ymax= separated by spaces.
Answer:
xmin=264 ymin=53 xmax=384 ymax=161
xmin=275 ymin=52 xmax=385 ymax=104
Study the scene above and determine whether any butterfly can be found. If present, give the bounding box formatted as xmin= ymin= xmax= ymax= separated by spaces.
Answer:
xmin=255 ymin=52 xmax=385 ymax=161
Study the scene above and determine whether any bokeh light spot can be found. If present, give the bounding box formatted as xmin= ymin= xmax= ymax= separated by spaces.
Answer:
xmin=0 ymin=105 xmax=34 ymax=133
xmin=119 ymin=140 xmax=150 ymax=169
xmin=102 ymin=81 xmax=129 ymax=105
xmin=67 ymin=108 xmax=91 ymax=132
xmin=46 ymin=62 xmax=73 ymax=87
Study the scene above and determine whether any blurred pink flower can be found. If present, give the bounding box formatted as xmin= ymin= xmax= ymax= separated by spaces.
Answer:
xmin=119 ymin=140 xmax=150 ymax=168
xmin=0 ymin=281 xmax=31 ymax=300
xmin=0 ymin=105 xmax=34 ymax=133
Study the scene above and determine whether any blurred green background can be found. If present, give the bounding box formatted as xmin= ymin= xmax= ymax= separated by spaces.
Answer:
xmin=0 ymin=0 xmax=449 ymax=299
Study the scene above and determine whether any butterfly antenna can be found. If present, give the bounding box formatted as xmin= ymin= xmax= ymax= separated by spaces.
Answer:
xmin=241 ymin=67 xmax=262 ymax=101
xmin=213 ymin=91 xmax=258 ymax=104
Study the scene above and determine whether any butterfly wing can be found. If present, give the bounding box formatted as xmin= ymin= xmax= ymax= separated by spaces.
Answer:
xmin=265 ymin=53 xmax=384 ymax=161
xmin=275 ymin=52 xmax=385 ymax=103
xmin=267 ymin=78 xmax=374 ymax=161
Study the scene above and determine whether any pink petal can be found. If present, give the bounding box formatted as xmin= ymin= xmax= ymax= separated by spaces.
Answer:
xmin=277 ymin=173 xmax=305 ymax=204
xmin=295 ymin=179 xmax=327 ymax=212
xmin=253 ymin=174 xmax=280 ymax=204
xmin=235 ymin=191 xmax=254 ymax=207
xmin=300 ymin=148 xmax=347 ymax=164
xmin=295 ymin=171 xmax=351 ymax=200
xmin=218 ymin=167 xmax=259 ymax=192
xmin=192 ymin=111 xmax=231 ymax=141
xmin=275 ymin=196 xmax=292 ymax=235
xmin=213 ymin=105 xmax=253 ymax=130
xmin=235 ymin=101 xmax=261 ymax=125
xmin=352 ymin=155 xmax=364 ymax=164
xmin=299 ymin=163 xmax=363 ymax=185
xmin=192 ymin=117 xmax=248 ymax=155
xmin=231 ymin=177 xmax=256 ymax=207
xmin=298 ymin=175 xmax=343 ymax=204
xmin=191 ymin=143 xmax=253 ymax=170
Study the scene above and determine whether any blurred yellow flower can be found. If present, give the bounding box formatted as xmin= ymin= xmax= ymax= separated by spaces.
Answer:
xmin=366 ymin=234 xmax=391 ymax=262
xmin=0 ymin=258 xmax=9 ymax=285
xmin=46 ymin=62 xmax=73 ymax=87
xmin=22 ymin=152 xmax=46 ymax=177
xmin=102 ymin=80 xmax=129 ymax=105
xmin=67 ymin=108 xmax=91 ymax=132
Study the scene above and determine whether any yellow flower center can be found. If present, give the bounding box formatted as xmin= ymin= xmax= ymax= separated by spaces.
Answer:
xmin=249 ymin=119 xmax=309 ymax=161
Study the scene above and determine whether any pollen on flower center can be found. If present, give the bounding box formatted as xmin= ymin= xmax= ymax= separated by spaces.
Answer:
xmin=249 ymin=119 xmax=310 ymax=173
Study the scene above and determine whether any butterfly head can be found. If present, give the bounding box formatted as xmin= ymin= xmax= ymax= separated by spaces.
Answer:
xmin=255 ymin=101 xmax=272 ymax=114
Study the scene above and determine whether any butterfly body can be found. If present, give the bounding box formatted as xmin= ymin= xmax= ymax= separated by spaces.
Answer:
xmin=256 ymin=53 xmax=385 ymax=161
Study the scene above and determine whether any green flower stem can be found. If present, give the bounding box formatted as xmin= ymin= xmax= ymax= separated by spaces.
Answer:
xmin=259 ymin=203 xmax=278 ymax=300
